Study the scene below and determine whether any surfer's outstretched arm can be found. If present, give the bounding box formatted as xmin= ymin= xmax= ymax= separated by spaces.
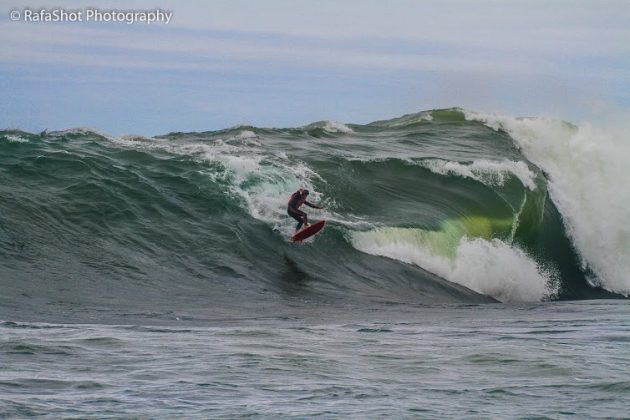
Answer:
xmin=304 ymin=201 xmax=324 ymax=209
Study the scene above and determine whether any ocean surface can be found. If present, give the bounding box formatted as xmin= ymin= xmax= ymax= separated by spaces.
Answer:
xmin=1 ymin=108 xmax=629 ymax=417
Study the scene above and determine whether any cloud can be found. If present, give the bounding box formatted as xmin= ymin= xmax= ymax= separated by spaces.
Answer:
xmin=3 ymin=15 xmax=626 ymax=82
xmin=1 ymin=0 xmax=629 ymax=133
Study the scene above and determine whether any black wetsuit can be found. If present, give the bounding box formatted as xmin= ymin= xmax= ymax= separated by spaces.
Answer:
xmin=287 ymin=190 xmax=318 ymax=231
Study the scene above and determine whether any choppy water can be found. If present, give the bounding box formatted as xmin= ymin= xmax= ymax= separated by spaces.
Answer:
xmin=2 ymin=301 xmax=629 ymax=418
xmin=1 ymin=108 xmax=629 ymax=416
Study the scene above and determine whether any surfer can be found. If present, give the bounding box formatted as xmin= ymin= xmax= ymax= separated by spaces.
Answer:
xmin=287 ymin=188 xmax=323 ymax=232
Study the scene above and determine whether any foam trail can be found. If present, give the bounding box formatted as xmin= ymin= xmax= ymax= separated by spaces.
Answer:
xmin=418 ymin=159 xmax=537 ymax=190
xmin=351 ymin=228 xmax=558 ymax=302
xmin=465 ymin=111 xmax=630 ymax=295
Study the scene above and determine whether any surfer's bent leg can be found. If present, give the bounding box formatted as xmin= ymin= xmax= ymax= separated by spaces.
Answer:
xmin=288 ymin=208 xmax=307 ymax=231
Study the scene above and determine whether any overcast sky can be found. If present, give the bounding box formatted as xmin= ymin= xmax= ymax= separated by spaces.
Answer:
xmin=1 ymin=0 xmax=629 ymax=134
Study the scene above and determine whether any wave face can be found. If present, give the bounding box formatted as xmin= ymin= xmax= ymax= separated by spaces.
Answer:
xmin=0 ymin=109 xmax=626 ymax=320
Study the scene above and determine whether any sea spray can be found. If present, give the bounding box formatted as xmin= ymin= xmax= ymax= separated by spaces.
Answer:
xmin=465 ymin=111 xmax=630 ymax=295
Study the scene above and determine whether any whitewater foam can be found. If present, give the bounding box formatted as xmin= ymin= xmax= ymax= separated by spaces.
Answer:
xmin=106 ymin=132 xmax=327 ymax=236
xmin=351 ymin=227 xmax=558 ymax=302
xmin=2 ymin=134 xmax=29 ymax=143
xmin=228 ymin=130 xmax=262 ymax=146
xmin=323 ymin=121 xmax=353 ymax=133
xmin=465 ymin=111 xmax=630 ymax=295
xmin=418 ymin=159 xmax=538 ymax=190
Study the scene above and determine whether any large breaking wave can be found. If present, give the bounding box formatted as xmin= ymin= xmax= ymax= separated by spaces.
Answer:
xmin=0 ymin=108 xmax=626 ymax=322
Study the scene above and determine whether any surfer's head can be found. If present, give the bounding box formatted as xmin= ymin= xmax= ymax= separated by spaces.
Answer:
xmin=303 ymin=190 xmax=309 ymax=196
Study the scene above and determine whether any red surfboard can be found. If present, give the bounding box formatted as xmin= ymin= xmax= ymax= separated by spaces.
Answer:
xmin=291 ymin=220 xmax=326 ymax=242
